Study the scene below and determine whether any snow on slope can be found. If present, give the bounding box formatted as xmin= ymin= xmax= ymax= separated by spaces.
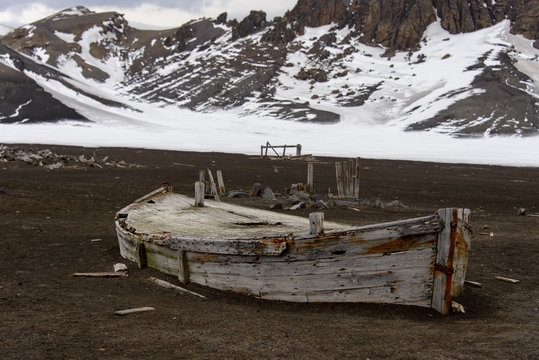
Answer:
xmin=0 ymin=14 xmax=537 ymax=166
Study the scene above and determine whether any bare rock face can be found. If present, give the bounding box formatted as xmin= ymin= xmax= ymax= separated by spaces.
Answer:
xmin=351 ymin=0 xmax=436 ymax=50
xmin=232 ymin=10 xmax=268 ymax=39
xmin=287 ymin=0 xmax=349 ymax=27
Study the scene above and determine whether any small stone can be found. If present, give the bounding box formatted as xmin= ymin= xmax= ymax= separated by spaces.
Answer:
xmin=262 ymin=187 xmax=276 ymax=200
xmin=270 ymin=203 xmax=283 ymax=210
xmin=483 ymin=224 xmax=489 ymax=229
xmin=451 ymin=301 xmax=465 ymax=314
xmin=518 ymin=208 xmax=526 ymax=216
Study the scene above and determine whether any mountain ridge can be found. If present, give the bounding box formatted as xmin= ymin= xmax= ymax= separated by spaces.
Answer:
xmin=0 ymin=1 xmax=537 ymax=137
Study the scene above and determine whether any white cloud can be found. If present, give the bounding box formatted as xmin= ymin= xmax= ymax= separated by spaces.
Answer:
xmin=0 ymin=1 xmax=298 ymax=29
xmin=0 ymin=3 xmax=57 ymax=28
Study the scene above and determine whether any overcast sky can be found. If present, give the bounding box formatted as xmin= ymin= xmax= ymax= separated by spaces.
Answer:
xmin=0 ymin=0 xmax=298 ymax=29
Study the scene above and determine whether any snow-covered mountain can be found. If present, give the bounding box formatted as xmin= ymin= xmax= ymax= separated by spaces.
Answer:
xmin=0 ymin=1 xmax=538 ymax=138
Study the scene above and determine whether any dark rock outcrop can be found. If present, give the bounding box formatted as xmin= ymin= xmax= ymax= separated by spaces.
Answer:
xmin=232 ymin=11 xmax=268 ymax=40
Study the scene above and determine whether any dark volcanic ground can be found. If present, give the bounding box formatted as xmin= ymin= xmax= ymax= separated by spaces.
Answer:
xmin=0 ymin=144 xmax=538 ymax=359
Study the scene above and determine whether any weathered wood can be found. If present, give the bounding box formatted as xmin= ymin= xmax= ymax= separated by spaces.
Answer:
xmin=464 ymin=280 xmax=482 ymax=287
xmin=178 ymin=250 xmax=190 ymax=284
xmin=198 ymin=170 xmax=206 ymax=193
xmin=135 ymin=241 xmax=147 ymax=269
xmin=72 ymin=272 xmax=127 ymax=278
xmin=116 ymin=189 xmax=472 ymax=313
xmin=309 ymin=212 xmax=324 ymax=235
xmin=296 ymin=144 xmax=302 ymax=156
xmin=216 ymin=170 xmax=225 ymax=195
xmin=335 ymin=162 xmax=344 ymax=199
xmin=354 ymin=157 xmax=361 ymax=199
xmin=306 ymin=162 xmax=314 ymax=193
xmin=114 ymin=307 xmax=155 ymax=316
xmin=207 ymin=169 xmax=220 ymax=202
xmin=194 ymin=181 xmax=205 ymax=207
xmin=494 ymin=276 xmax=520 ymax=283
xmin=432 ymin=208 xmax=470 ymax=314
xmin=148 ymin=276 xmax=206 ymax=298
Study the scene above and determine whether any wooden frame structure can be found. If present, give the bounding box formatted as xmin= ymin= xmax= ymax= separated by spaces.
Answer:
xmin=261 ymin=142 xmax=302 ymax=157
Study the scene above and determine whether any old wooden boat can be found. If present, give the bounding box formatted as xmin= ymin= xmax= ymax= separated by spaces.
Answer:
xmin=115 ymin=186 xmax=472 ymax=314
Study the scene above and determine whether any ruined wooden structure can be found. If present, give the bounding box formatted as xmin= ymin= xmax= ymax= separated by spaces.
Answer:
xmin=115 ymin=187 xmax=472 ymax=314
xmin=260 ymin=142 xmax=302 ymax=157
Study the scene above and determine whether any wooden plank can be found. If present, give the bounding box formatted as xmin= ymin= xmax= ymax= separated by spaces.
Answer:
xmin=134 ymin=186 xmax=168 ymax=204
xmin=354 ymin=157 xmax=361 ymax=199
xmin=494 ymin=276 xmax=520 ymax=284
xmin=166 ymin=236 xmax=288 ymax=256
xmin=335 ymin=162 xmax=344 ymax=199
xmin=306 ymin=162 xmax=314 ymax=193
xmin=216 ymin=170 xmax=225 ymax=195
xmin=348 ymin=160 xmax=354 ymax=198
xmin=148 ymin=276 xmax=206 ymax=298
xmin=114 ymin=307 xmax=155 ymax=316
xmin=431 ymin=208 xmax=471 ymax=314
xmin=72 ymin=272 xmax=127 ymax=278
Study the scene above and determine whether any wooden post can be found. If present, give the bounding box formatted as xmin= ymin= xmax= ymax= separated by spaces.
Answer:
xmin=194 ymin=181 xmax=205 ymax=207
xmin=283 ymin=144 xmax=287 ymax=157
xmin=306 ymin=162 xmax=314 ymax=193
xmin=309 ymin=212 xmax=324 ymax=235
xmin=342 ymin=161 xmax=349 ymax=198
xmin=432 ymin=208 xmax=457 ymax=314
xmin=335 ymin=162 xmax=344 ymax=199
xmin=354 ymin=157 xmax=361 ymax=199
xmin=348 ymin=160 xmax=354 ymax=198
xmin=207 ymin=169 xmax=220 ymax=202
xmin=296 ymin=144 xmax=302 ymax=156
xmin=199 ymin=170 xmax=206 ymax=194
xmin=216 ymin=170 xmax=225 ymax=195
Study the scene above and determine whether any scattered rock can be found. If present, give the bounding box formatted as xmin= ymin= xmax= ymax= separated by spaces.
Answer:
xmin=262 ymin=187 xmax=276 ymax=200
xmin=0 ymin=187 xmax=5 ymax=194
xmin=385 ymin=200 xmax=405 ymax=208
xmin=451 ymin=301 xmax=465 ymax=314
xmin=517 ymin=208 xmax=526 ymax=216
xmin=270 ymin=203 xmax=283 ymax=210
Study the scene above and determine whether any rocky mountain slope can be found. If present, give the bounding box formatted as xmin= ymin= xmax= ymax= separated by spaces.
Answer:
xmin=0 ymin=1 xmax=537 ymax=137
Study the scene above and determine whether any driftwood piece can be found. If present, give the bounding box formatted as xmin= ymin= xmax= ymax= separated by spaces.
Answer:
xmin=494 ymin=276 xmax=520 ymax=284
xmin=72 ymin=272 xmax=127 ymax=278
xmin=148 ymin=276 xmax=206 ymax=298
xmin=306 ymin=162 xmax=314 ymax=193
xmin=464 ymin=280 xmax=482 ymax=287
xmin=114 ymin=307 xmax=155 ymax=316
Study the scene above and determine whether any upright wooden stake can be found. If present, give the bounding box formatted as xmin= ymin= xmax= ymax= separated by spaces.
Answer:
xmin=306 ymin=162 xmax=314 ymax=193
xmin=199 ymin=170 xmax=206 ymax=194
xmin=216 ymin=170 xmax=225 ymax=195
xmin=194 ymin=181 xmax=205 ymax=207
xmin=335 ymin=162 xmax=344 ymax=199
xmin=309 ymin=212 xmax=324 ymax=235
xmin=348 ymin=160 xmax=354 ymax=197
xmin=296 ymin=144 xmax=302 ymax=156
xmin=207 ymin=169 xmax=220 ymax=202
xmin=354 ymin=157 xmax=361 ymax=199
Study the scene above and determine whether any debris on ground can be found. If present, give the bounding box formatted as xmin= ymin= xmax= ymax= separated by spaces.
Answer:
xmin=0 ymin=145 xmax=143 ymax=169
xmin=114 ymin=307 xmax=156 ymax=316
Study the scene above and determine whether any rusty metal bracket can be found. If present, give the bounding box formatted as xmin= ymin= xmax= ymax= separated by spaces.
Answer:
xmin=435 ymin=264 xmax=454 ymax=275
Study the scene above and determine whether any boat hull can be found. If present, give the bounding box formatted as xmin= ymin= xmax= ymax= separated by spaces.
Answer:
xmin=115 ymin=188 xmax=471 ymax=314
